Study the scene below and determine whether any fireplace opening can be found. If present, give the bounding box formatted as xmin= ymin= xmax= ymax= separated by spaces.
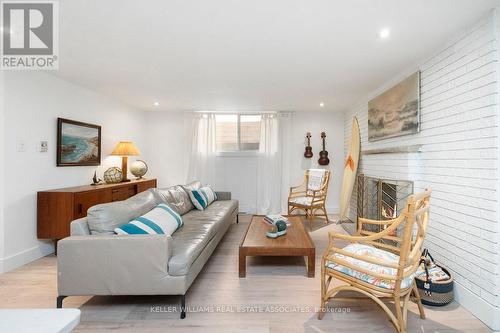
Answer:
xmin=357 ymin=174 xmax=414 ymax=241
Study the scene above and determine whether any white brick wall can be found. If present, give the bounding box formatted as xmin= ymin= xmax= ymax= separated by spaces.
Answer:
xmin=344 ymin=13 xmax=499 ymax=312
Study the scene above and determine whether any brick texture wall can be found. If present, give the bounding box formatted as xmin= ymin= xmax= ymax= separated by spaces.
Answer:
xmin=344 ymin=13 xmax=499 ymax=310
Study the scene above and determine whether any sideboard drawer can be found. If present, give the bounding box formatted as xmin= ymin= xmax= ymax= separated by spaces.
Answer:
xmin=111 ymin=185 xmax=136 ymax=202
xmin=74 ymin=191 xmax=112 ymax=218
xmin=136 ymin=179 xmax=157 ymax=193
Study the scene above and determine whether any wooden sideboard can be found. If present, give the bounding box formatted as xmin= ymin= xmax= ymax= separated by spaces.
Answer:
xmin=37 ymin=178 xmax=157 ymax=242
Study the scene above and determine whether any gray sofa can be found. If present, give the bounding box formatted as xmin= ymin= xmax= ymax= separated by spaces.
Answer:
xmin=56 ymin=181 xmax=238 ymax=318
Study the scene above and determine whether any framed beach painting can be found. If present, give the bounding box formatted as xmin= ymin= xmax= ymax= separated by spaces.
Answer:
xmin=368 ymin=71 xmax=420 ymax=142
xmin=57 ymin=118 xmax=101 ymax=166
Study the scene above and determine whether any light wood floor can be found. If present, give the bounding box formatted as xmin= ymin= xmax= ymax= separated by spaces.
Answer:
xmin=0 ymin=215 xmax=492 ymax=333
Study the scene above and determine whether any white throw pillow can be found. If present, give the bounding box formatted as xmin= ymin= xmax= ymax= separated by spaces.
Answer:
xmin=114 ymin=203 xmax=183 ymax=235
xmin=189 ymin=186 xmax=218 ymax=210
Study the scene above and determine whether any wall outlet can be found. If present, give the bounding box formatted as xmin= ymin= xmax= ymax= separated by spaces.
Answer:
xmin=16 ymin=140 xmax=26 ymax=152
xmin=39 ymin=141 xmax=48 ymax=152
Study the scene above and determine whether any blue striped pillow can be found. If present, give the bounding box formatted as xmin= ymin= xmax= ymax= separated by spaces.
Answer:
xmin=189 ymin=186 xmax=218 ymax=210
xmin=114 ymin=203 xmax=183 ymax=235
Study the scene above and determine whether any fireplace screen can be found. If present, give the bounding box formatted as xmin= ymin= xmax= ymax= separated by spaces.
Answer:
xmin=356 ymin=174 xmax=414 ymax=238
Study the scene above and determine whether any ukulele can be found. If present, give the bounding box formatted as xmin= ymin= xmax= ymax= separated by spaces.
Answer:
xmin=318 ymin=132 xmax=330 ymax=165
xmin=304 ymin=132 xmax=313 ymax=158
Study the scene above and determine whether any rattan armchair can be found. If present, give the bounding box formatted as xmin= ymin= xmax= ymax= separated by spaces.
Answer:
xmin=288 ymin=169 xmax=331 ymax=230
xmin=318 ymin=189 xmax=432 ymax=333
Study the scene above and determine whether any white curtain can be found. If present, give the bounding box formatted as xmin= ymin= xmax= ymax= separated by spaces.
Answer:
xmin=278 ymin=112 xmax=293 ymax=213
xmin=186 ymin=113 xmax=217 ymax=185
xmin=256 ymin=112 xmax=293 ymax=214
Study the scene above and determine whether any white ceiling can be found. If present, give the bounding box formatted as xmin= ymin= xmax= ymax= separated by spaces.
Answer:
xmin=52 ymin=0 xmax=500 ymax=112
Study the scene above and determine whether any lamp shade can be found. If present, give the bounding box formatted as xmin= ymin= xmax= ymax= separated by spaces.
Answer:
xmin=111 ymin=141 xmax=140 ymax=156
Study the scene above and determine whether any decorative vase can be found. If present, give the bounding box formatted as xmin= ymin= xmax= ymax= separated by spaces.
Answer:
xmin=103 ymin=167 xmax=123 ymax=184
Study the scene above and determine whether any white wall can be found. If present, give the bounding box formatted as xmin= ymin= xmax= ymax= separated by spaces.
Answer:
xmin=0 ymin=71 xmax=5 ymax=273
xmin=344 ymin=12 xmax=500 ymax=329
xmin=214 ymin=156 xmax=258 ymax=213
xmin=143 ymin=111 xmax=187 ymax=188
xmin=145 ymin=110 xmax=344 ymax=214
xmin=289 ymin=111 xmax=344 ymax=213
xmin=1 ymin=71 xmax=147 ymax=273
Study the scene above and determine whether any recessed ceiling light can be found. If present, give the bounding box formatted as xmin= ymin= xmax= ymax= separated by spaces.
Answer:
xmin=153 ymin=102 xmax=160 ymax=106
xmin=319 ymin=102 xmax=325 ymax=108
xmin=378 ymin=28 xmax=390 ymax=40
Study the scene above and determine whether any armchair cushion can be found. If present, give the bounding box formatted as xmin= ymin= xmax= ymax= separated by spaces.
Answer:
xmin=289 ymin=196 xmax=313 ymax=206
xmin=325 ymin=243 xmax=415 ymax=290
xmin=307 ymin=169 xmax=327 ymax=191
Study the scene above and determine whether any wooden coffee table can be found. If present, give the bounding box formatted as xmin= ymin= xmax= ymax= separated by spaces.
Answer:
xmin=239 ymin=215 xmax=316 ymax=278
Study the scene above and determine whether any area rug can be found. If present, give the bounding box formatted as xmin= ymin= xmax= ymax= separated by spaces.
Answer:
xmin=297 ymin=214 xmax=340 ymax=232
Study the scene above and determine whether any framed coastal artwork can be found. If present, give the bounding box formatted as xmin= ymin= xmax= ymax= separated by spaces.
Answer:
xmin=57 ymin=118 xmax=101 ymax=166
xmin=368 ymin=71 xmax=420 ymax=142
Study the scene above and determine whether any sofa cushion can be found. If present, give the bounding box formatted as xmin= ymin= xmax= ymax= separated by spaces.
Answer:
xmin=168 ymin=199 xmax=238 ymax=276
xmin=189 ymin=186 xmax=218 ymax=210
xmin=153 ymin=186 xmax=194 ymax=215
xmin=87 ymin=189 xmax=159 ymax=234
xmin=115 ymin=203 xmax=183 ymax=235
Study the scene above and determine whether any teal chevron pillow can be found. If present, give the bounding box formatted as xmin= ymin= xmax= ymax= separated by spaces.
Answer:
xmin=189 ymin=186 xmax=218 ymax=210
xmin=114 ymin=203 xmax=183 ymax=235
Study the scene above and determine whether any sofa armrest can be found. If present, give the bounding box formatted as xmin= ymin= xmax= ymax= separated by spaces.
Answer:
xmin=216 ymin=191 xmax=231 ymax=200
xmin=57 ymin=235 xmax=172 ymax=296
xmin=70 ymin=217 xmax=91 ymax=236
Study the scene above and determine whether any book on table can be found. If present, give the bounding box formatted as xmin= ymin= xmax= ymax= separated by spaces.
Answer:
xmin=263 ymin=214 xmax=290 ymax=226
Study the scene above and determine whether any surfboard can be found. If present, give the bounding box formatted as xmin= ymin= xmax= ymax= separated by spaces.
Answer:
xmin=339 ymin=117 xmax=361 ymax=222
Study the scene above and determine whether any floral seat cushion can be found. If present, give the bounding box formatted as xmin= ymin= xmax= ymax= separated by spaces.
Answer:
xmin=325 ymin=243 xmax=415 ymax=290
xmin=289 ymin=196 xmax=313 ymax=206
xmin=307 ymin=169 xmax=326 ymax=191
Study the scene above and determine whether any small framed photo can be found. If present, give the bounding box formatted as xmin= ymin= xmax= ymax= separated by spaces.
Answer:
xmin=57 ymin=118 xmax=101 ymax=166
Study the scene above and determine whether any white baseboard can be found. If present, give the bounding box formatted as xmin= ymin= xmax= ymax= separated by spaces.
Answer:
xmin=454 ymin=281 xmax=500 ymax=330
xmin=0 ymin=243 xmax=54 ymax=273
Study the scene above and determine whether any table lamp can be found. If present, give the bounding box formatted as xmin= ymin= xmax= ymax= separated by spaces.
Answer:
xmin=111 ymin=141 xmax=140 ymax=182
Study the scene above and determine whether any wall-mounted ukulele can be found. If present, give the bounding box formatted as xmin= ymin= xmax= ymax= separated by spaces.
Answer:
xmin=318 ymin=132 xmax=330 ymax=165
xmin=304 ymin=132 xmax=313 ymax=158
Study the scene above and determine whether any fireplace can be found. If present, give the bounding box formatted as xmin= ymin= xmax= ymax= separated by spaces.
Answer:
xmin=356 ymin=174 xmax=414 ymax=236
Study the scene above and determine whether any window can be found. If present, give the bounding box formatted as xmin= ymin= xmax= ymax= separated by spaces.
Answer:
xmin=216 ymin=114 xmax=261 ymax=152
